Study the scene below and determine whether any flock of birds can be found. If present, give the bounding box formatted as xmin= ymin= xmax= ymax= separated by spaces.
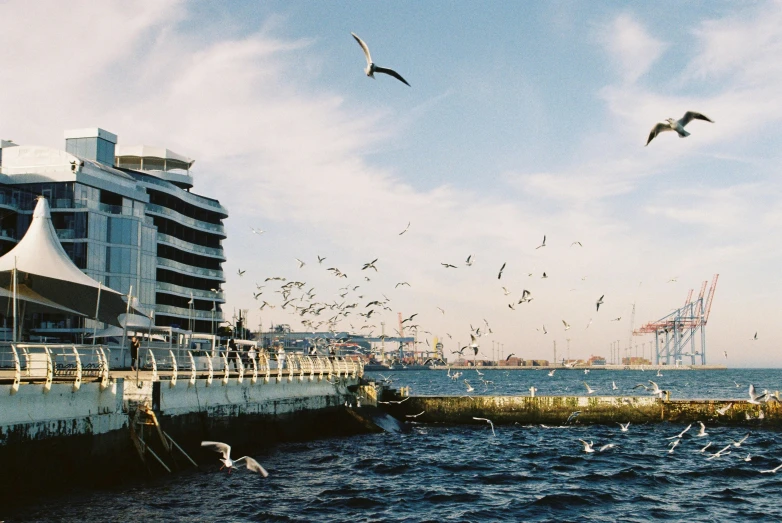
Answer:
xmin=223 ymin=32 xmax=742 ymax=365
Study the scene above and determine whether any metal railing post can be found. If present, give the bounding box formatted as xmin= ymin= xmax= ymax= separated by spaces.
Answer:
xmin=72 ymin=345 xmax=82 ymax=392
xmin=169 ymin=349 xmax=177 ymax=388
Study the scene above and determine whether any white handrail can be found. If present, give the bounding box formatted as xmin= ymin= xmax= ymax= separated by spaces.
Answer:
xmin=221 ymin=352 xmax=229 ymax=385
xmin=169 ymin=349 xmax=177 ymax=388
xmin=72 ymin=345 xmax=82 ymax=391
xmin=147 ymin=348 xmax=158 ymax=382
xmin=11 ymin=344 xmax=20 ymax=394
xmin=188 ymin=351 xmax=196 ymax=387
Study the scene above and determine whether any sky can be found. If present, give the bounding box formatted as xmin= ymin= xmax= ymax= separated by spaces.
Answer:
xmin=1 ymin=1 xmax=781 ymax=366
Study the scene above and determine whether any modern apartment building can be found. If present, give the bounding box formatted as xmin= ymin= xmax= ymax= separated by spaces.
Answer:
xmin=0 ymin=128 xmax=226 ymax=338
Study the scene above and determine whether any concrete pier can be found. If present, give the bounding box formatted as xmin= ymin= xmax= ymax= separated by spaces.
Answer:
xmin=380 ymin=394 xmax=782 ymax=427
xmin=0 ymin=355 xmax=367 ymax=507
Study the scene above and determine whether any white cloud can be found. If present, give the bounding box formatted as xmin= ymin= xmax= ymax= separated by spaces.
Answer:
xmin=602 ymin=13 xmax=668 ymax=84
xmin=1 ymin=2 xmax=781 ymax=365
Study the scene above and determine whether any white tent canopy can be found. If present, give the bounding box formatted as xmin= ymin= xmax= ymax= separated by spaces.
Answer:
xmin=0 ymin=197 xmax=135 ymax=325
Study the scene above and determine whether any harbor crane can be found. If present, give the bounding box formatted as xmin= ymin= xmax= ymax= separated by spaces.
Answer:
xmin=633 ymin=274 xmax=718 ymax=366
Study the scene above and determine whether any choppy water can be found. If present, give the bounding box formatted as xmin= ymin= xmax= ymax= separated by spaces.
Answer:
xmin=367 ymin=367 xmax=782 ymax=399
xmin=6 ymin=369 xmax=782 ymax=522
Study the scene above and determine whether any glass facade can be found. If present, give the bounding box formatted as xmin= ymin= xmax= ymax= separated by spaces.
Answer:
xmin=1 ymin=135 xmax=226 ymax=338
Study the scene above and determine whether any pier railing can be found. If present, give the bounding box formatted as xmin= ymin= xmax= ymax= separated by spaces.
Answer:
xmin=139 ymin=349 xmax=363 ymax=385
xmin=2 ymin=343 xmax=363 ymax=391
xmin=0 ymin=344 xmax=111 ymax=393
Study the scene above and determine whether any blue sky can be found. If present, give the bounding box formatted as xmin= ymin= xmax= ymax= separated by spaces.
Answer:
xmin=2 ymin=1 xmax=781 ymax=366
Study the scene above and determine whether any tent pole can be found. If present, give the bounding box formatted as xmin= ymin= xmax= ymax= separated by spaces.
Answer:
xmin=92 ymin=283 xmax=102 ymax=345
xmin=121 ymin=286 xmax=132 ymax=368
xmin=12 ymin=257 xmax=17 ymax=343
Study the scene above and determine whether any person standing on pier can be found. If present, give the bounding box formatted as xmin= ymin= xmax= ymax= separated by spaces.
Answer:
xmin=228 ymin=338 xmax=239 ymax=371
xmin=130 ymin=336 xmax=140 ymax=371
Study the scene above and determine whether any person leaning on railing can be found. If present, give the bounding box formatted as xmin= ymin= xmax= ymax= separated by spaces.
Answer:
xmin=130 ymin=336 xmax=140 ymax=371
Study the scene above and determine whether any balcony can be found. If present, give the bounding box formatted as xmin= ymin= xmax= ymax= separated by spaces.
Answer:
xmin=137 ymin=176 xmax=227 ymax=216
xmin=146 ymin=203 xmax=225 ymax=237
xmin=155 ymin=304 xmax=223 ymax=320
xmin=157 ymin=257 xmax=225 ymax=280
xmin=157 ymin=233 xmax=226 ymax=260
xmin=156 ymin=282 xmax=225 ymax=302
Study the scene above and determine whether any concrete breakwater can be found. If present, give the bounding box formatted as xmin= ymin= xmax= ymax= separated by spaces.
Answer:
xmin=0 ymin=354 xmax=369 ymax=507
xmin=379 ymin=394 xmax=782 ymax=427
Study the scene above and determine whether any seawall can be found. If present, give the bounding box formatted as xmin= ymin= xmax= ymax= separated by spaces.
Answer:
xmin=0 ymin=358 xmax=371 ymax=508
xmin=380 ymin=394 xmax=782 ymax=427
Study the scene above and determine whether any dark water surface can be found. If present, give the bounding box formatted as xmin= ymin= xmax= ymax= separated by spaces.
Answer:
xmin=5 ymin=369 xmax=782 ymax=522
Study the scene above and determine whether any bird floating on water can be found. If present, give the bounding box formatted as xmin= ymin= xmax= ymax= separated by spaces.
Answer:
xmin=645 ymin=111 xmax=714 ymax=146
xmin=351 ymin=32 xmax=410 ymax=86
xmin=201 ymin=441 xmax=268 ymax=477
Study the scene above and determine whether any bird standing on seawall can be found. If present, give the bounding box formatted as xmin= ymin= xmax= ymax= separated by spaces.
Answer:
xmin=645 ymin=111 xmax=714 ymax=146
xmin=351 ymin=33 xmax=410 ymax=86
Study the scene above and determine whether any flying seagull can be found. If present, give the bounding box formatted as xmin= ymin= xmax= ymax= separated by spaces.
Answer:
xmin=295 ymin=258 xmax=305 ymax=269
xmin=618 ymin=422 xmax=630 ymax=432
xmin=473 ymin=417 xmax=496 ymax=437
xmin=596 ymin=295 xmax=604 ymax=311
xmin=405 ymin=411 xmax=426 ymax=418
xmin=706 ymin=444 xmax=732 ymax=461
xmin=536 ymin=235 xmax=546 ymax=249
xmin=201 ymin=441 xmax=268 ymax=477
xmin=237 ymin=269 xmax=246 ymax=277
xmin=250 ymin=227 xmax=265 ymax=235
xmin=399 ymin=221 xmax=411 ymax=235
xmin=583 ymin=382 xmax=596 ymax=394
xmin=562 ymin=320 xmax=571 ymax=331
xmin=716 ymin=403 xmax=733 ymax=415
xmin=351 ymin=32 xmax=410 ymax=86
xmin=579 ymin=439 xmax=595 ymax=453
xmin=465 ymin=254 xmax=474 ymax=266
xmin=570 ymin=241 xmax=582 ymax=247
xmin=732 ymin=433 xmax=750 ymax=448
xmin=761 ymin=462 xmax=782 ymax=474
xmin=752 ymin=332 xmax=758 ymax=341
xmin=666 ymin=423 xmax=692 ymax=440
xmin=645 ymin=111 xmax=714 ymax=146
xmin=497 ymin=262 xmax=506 ymax=280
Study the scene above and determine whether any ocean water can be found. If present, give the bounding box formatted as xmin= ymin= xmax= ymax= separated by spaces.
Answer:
xmin=5 ymin=369 xmax=782 ymax=523
xmin=366 ymin=367 xmax=782 ymax=400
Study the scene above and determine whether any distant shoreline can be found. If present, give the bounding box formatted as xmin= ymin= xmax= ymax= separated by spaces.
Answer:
xmin=365 ymin=364 xmax=728 ymax=371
